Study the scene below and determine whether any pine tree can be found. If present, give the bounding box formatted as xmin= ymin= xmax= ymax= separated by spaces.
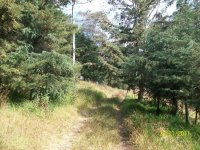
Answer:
xmin=76 ymin=12 xmax=124 ymax=86
xmin=110 ymin=0 xmax=160 ymax=100
xmin=0 ymin=0 xmax=75 ymax=101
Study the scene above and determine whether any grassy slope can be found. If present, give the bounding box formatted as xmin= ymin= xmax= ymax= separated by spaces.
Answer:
xmin=121 ymin=98 xmax=200 ymax=150
xmin=0 ymin=81 xmax=125 ymax=150
xmin=0 ymin=98 xmax=81 ymax=150
xmin=1 ymin=81 xmax=199 ymax=150
xmin=71 ymin=82 xmax=125 ymax=150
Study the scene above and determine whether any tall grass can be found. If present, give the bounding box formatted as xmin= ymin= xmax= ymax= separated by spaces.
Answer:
xmin=121 ymin=98 xmax=200 ymax=150
xmin=2 ymin=81 xmax=197 ymax=150
xmin=0 ymin=81 xmax=125 ymax=150
xmin=0 ymin=87 xmax=9 ymax=107
xmin=0 ymin=101 xmax=82 ymax=150
xmin=72 ymin=90 xmax=121 ymax=150
xmin=0 ymin=82 xmax=83 ymax=150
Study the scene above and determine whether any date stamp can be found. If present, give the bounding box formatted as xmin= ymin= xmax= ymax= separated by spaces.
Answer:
xmin=160 ymin=130 xmax=190 ymax=137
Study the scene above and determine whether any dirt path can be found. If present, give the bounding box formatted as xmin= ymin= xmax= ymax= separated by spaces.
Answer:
xmin=49 ymin=117 xmax=88 ymax=150
xmin=116 ymin=103 xmax=132 ymax=150
xmin=49 ymin=95 xmax=131 ymax=150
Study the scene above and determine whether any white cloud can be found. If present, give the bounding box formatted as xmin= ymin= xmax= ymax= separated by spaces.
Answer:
xmin=63 ymin=0 xmax=111 ymax=15
xmin=75 ymin=0 xmax=111 ymax=13
xmin=62 ymin=0 xmax=177 ymax=24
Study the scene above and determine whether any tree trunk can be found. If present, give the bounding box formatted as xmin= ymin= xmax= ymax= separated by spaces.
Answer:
xmin=172 ymin=96 xmax=178 ymax=116
xmin=29 ymin=89 xmax=34 ymax=100
xmin=185 ymin=100 xmax=189 ymax=125
xmin=138 ymin=88 xmax=144 ymax=101
xmin=195 ymin=107 xmax=198 ymax=125
xmin=138 ymin=80 xmax=144 ymax=101
xmin=156 ymin=97 xmax=160 ymax=115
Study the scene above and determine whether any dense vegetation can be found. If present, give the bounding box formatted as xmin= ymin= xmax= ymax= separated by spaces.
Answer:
xmin=0 ymin=0 xmax=200 ymax=149
xmin=123 ymin=0 xmax=200 ymax=124
xmin=0 ymin=0 xmax=75 ymax=103
xmin=75 ymin=0 xmax=200 ymax=124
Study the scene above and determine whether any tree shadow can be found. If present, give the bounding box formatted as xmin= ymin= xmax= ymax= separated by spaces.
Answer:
xmin=121 ymin=98 xmax=158 ymax=116
xmin=9 ymin=91 xmax=29 ymax=105
xmin=77 ymin=88 xmax=122 ymax=130
xmin=121 ymin=98 xmax=200 ymax=143
xmin=78 ymin=88 xmax=106 ymax=103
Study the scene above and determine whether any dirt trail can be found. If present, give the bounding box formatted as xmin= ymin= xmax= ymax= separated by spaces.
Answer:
xmin=116 ymin=103 xmax=132 ymax=150
xmin=50 ymin=94 xmax=131 ymax=150
xmin=49 ymin=117 xmax=88 ymax=150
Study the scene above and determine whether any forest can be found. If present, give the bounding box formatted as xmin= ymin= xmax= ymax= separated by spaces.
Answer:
xmin=0 ymin=0 xmax=200 ymax=150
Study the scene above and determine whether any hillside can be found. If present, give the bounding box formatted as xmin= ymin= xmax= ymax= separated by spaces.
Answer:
xmin=0 ymin=81 xmax=126 ymax=150
xmin=0 ymin=81 xmax=199 ymax=150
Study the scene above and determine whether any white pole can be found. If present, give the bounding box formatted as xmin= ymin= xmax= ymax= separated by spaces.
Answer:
xmin=72 ymin=0 xmax=76 ymax=65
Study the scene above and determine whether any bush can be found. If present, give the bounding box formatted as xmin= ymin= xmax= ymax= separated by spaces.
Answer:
xmin=1 ymin=50 xmax=75 ymax=101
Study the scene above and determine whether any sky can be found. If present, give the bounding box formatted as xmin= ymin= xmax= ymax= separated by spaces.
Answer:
xmin=65 ymin=0 xmax=112 ymax=14
xmin=63 ymin=0 xmax=177 ymax=24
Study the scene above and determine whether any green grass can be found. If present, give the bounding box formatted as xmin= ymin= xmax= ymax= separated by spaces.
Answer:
xmin=121 ymin=98 xmax=200 ymax=150
xmin=0 ymin=82 xmax=82 ymax=150
xmin=1 ymin=81 xmax=199 ymax=150
xmin=72 ymin=87 xmax=122 ymax=150
xmin=0 ymin=81 xmax=125 ymax=150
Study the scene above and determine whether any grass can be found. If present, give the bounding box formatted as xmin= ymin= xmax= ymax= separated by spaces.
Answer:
xmin=0 ymin=81 xmax=125 ymax=150
xmin=72 ymin=96 xmax=121 ymax=150
xmin=121 ymin=98 xmax=200 ymax=150
xmin=0 ymin=100 xmax=81 ymax=150
xmin=0 ymin=81 xmax=83 ymax=150
xmin=1 ymin=81 xmax=199 ymax=150
xmin=71 ymin=81 xmax=124 ymax=150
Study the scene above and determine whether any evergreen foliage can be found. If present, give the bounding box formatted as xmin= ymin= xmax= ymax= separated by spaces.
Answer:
xmin=108 ymin=0 xmax=200 ymax=122
xmin=0 ymin=0 xmax=75 ymax=101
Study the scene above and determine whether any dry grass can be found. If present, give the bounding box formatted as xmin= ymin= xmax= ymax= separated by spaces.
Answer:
xmin=72 ymin=112 xmax=120 ymax=150
xmin=0 ymin=87 xmax=9 ymax=107
xmin=1 ymin=81 xmax=199 ymax=150
xmin=0 ymin=81 xmax=125 ymax=150
xmin=0 ymin=104 xmax=81 ymax=150
xmin=72 ymin=82 xmax=122 ymax=150
xmin=130 ymin=129 xmax=196 ymax=150
xmin=127 ymin=123 xmax=194 ymax=150
xmin=121 ymin=100 xmax=200 ymax=150
xmin=77 ymin=81 xmax=126 ymax=99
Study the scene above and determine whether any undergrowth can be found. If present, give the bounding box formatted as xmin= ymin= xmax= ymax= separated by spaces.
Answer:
xmin=2 ymin=81 xmax=198 ymax=150
xmin=121 ymin=98 xmax=200 ymax=150
xmin=0 ymin=81 xmax=125 ymax=150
